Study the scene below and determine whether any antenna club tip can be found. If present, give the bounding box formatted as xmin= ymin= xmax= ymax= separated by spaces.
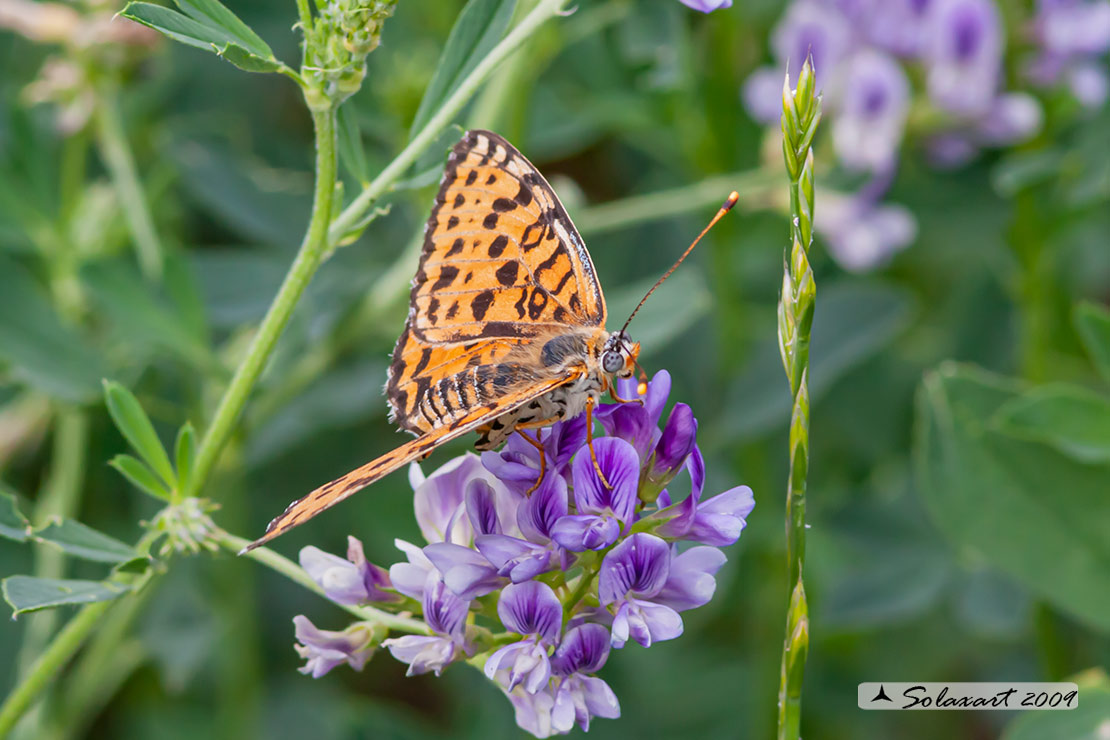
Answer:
xmin=723 ymin=191 xmax=740 ymax=211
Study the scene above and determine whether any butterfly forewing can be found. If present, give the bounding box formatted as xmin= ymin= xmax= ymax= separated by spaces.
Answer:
xmin=248 ymin=130 xmax=608 ymax=550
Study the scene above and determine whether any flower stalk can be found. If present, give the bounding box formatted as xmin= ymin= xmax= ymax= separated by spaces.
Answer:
xmin=775 ymin=57 xmax=820 ymax=740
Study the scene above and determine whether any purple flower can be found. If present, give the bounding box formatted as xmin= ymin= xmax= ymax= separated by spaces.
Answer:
xmin=596 ymin=370 xmax=671 ymax=459
xmin=658 ymin=481 xmax=755 ymax=547
xmin=383 ymin=576 xmax=469 ymax=676
xmin=477 ymin=473 xmax=569 ymax=582
xmin=293 ymin=615 xmax=374 ymax=678
xmin=599 ymin=533 xmax=683 ymax=648
xmin=485 ymin=582 xmax=563 ymax=693
xmin=771 ymin=2 xmax=853 ymax=92
xmin=388 ymin=538 xmax=437 ymax=600
xmin=551 ymin=623 xmax=611 ymax=675
xmin=483 ymin=416 xmax=587 ymax=494
xmin=866 ymin=0 xmax=935 ymax=57
xmin=678 ymin=0 xmax=733 ymax=11
xmin=817 ymin=185 xmax=917 ymax=272
xmin=551 ymin=438 xmax=640 ymax=552
xmin=412 ymin=453 xmax=518 ymax=545
xmin=423 ymin=541 xmax=504 ymax=600
xmin=655 ymin=546 xmax=728 ymax=611
xmin=1027 ymin=1 xmax=1110 ymax=107
xmin=832 ymin=50 xmax=910 ymax=174
xmin=551 ymin=674 xmax=621 ymax=733
xmin=642 ymin=403 xmax=698 ymax=500
xmin=299 ymin=536 xmax=397 ymax=606
xmin=925 ymin=0 xmax=1003 ymax=116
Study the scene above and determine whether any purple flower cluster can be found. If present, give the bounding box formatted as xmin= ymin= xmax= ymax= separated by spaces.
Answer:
xmin=292 ymin=371 xmax=754 ymax=738
xmin=743 ymin=0 xmax=1108 ymax=271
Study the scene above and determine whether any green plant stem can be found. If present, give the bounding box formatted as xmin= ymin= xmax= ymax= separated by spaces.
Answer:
xmin=775 ymin=61 xmax=819 ymax=740
xmin=185 ymin=106 xmax=338 ymax=498
xmin=327 ymin=0 xmax=569 ymax=245
xmin=574 ymin=169 xmax=777 ymax=236
xmin=215 ymin=531 xmax=431 ymax=634
xmin=0 ymin=601 xmax=114 ymax=738
xmin=94 ymin=86 xmax=164 ymax=282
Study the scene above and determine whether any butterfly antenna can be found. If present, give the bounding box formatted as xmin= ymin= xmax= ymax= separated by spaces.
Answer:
xmin=620 ymin=191 xmax=740 ymax=334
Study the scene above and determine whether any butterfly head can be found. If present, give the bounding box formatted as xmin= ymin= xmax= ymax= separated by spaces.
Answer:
xmin=601 ymin=331 xmax=639 ymax=378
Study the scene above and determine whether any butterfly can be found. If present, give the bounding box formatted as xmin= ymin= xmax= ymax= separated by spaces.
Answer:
xmin=244 ymin=130 xmax=737 ymax=552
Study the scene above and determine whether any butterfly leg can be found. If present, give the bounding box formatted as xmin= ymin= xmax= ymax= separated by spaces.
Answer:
xmin=585 ymin=396 xmax=613 ymax=489
xmin=514 ymin=429 xmax=547 ymax=495
xmin=608 ymin=385 xmax=643 ymax=405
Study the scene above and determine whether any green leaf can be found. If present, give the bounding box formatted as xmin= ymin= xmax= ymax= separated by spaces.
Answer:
xmin=175 ymin=422 xmax=197 ymax=493
xmin=174 ymin=0 xmax=273 ymax=58
xmin=993 ymin=384 xmax=1110 ymax=463
xmin=3 ymin=576 xmax=130 ymax=616
xmin=103 ymin=381 xmax=175 ymax=489
xmin=408 ymin=0 xmax=517 ymax=140
xmin=120 ymin=1 xmax=284 ymax=75
xmin=1001 ymin=677 xmax=1110 ymax=740
xmin=33 ymin=519 xmax=139 ymax=563
xmin=109 ymin=454 xmax=172 ymax=501
xmin=0 ymin=488 xmax=31 ymax=542
xmin=0 ymin=255 xmax=108 ymax=403
xmin=1075 ymin=301 xmax=1110 ymax=383
xmin=81 ymin=260 xmax=213 ymax=370
xmin=723 ymin=280 xmax=915 ymax=440
xmin=337 ymin=105 xmax=369 ymax=185
xmin=915 ymin=364 xmax=1110 ymax=633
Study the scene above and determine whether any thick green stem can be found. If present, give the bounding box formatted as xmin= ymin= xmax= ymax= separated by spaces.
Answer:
xmin=0 ymin=601 xmax=114 ymax=738
xmin=186 ymin=106 xmax=338 ymax=497
xmin=214 ymin=531 xmax=431 ymax=634
xmin=327 ymin=0 xmax=569 ymax=244
xmin=94 ymin=87 xmax=164 ymax=282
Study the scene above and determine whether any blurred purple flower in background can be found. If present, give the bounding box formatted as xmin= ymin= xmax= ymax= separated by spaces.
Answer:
xmin=737 ymin=0 xmax=1110 ymax=270
xmin=678 ymin=0 xmax=732 ymax=12
xmin=294 ymin=371 xmax=754 ymax=737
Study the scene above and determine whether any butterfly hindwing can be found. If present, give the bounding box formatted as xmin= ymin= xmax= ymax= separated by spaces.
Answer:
xmin=245 ymin=373 xmax=578 ymax=550
xmin=409 ymin=130 xmax=606 ymax=345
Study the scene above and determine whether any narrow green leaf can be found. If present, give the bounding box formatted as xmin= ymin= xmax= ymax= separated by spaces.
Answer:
xmin=175 ymin=422 xmax=197 ymax=493
xmin=1075 ymin=301 xmax=1110 ymax=383
xmin=337 ymin=105 xmax=369 ymax=185
xmin=120 ymin=2 xmax=282 ymax=74
xmin=109 ymin=454 xmax=172 ymax=501
xmin=994 ymin=384 xmax=1110 ymax=463
xmin=409 ymin=0 xmax=517 ymax=139
xmin=174 ymin=0 xmax=273 ymax=58
xmin=0 ymin=488 xmax=31 ymax=542
xmin=112 ymin=556 xmax=154 ymax=576
xmin=0 ymin=255 xmax=108 ymax=402
xmin=33 ymin=519 xmax=139 ymax=563
xmin=915 ymin=364 xmax=1110 ymax=633
xmin=3 ymin=576 xmax=130 ymax=616
xmin=104 ymin=381 xmax=176 ymax=489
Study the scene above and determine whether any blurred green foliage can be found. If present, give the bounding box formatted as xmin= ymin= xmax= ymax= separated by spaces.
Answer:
xmin=1 ymin=0 xmax=1108 ymax=738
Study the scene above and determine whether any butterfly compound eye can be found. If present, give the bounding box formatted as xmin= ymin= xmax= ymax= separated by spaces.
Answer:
xmin=602 ymin=350 xmax=624 ymax=374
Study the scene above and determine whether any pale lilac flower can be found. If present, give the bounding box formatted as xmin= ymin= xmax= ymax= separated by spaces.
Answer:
xmin=506 ymin=686 xmax=559 ymax=739
xmin=833 ymin=50 xmax=911 ymax=173
xmin=678 ymin=0 xmax=733 ymax=11
xmin=657 ymin=480 xmax=755 ymax=547
xmin=599 ymin=533 xmax=683 ymax=648
xmin=771 ymin=1 xmax=853 ymax=91
xmin=485 ymin=582 xmax=563 ymax=693
xmin=817 ymin=186 xmax=917 ymax=271
xmin=1027 ymin=0 xmax=1110 ymax=106
xmin=976 ymin=92 xmax=1044 ymax=144
xmin=293 ymin=615 xmax=374 ymax=677
xmin=423 ymin=541 xmax=504 ymax=599
xmin=388 ymin=538 xmax=437 ymax=600
xmin=299 ymin=536 xmax=397 ymax=605
xmin=551 ymin=438 xmax=640 ymax=552
xmin=925 ymin=0 xmax=1004 ymax=116
xmin=411 ymin=453 xmax=518 ymax=545
xmin=552 ymin=674 xmax=621 ymax=734
xmin=655 ymin=546 xmax=729 ymax=611
xmin=383 ymin=576 xmax=469 ymax=676
xmin=866 ymin=0 xmax=935 ymax=57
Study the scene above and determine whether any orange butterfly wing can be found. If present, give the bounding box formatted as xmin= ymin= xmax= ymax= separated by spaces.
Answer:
xmin=246 ymin=131 xmax=604 ymax=550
